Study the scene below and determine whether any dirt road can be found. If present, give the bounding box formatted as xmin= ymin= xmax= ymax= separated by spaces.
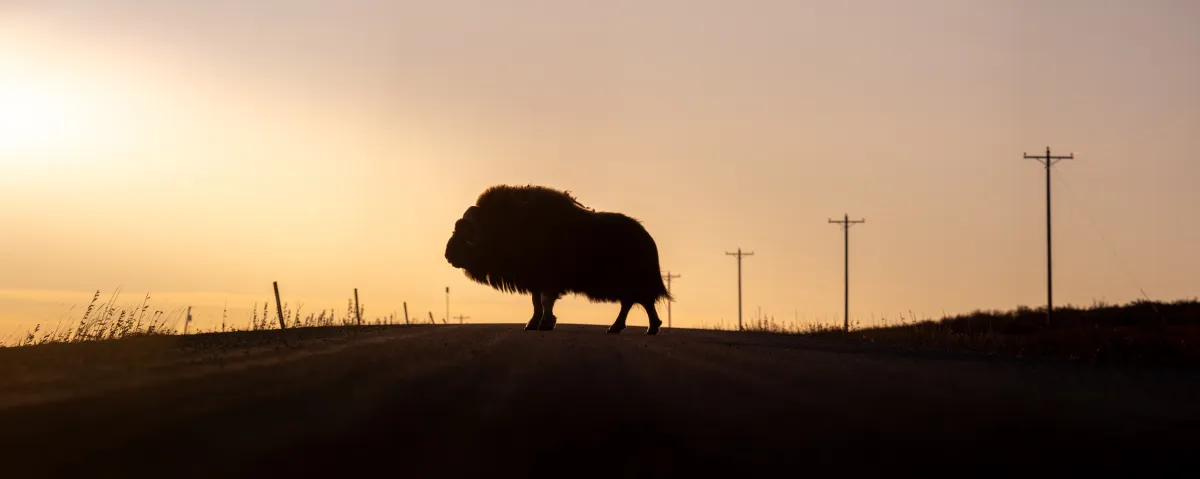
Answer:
xmin=1 ymin=324 xmax=1197 ymax=477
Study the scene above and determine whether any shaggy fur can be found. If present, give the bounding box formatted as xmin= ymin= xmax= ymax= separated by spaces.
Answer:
xmin=445 ymin=184 xmax=671 ymax=334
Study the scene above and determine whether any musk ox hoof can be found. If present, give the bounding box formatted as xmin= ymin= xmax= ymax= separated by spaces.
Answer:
xmin=606 ymin=325 xmax=625 ymax=334
xmin=645 ymin=326 xmax=660 ymax=335
xmin=536 ymin=315 xmax=557 ymax=331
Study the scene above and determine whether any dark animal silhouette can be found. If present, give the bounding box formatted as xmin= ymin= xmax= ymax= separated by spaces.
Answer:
xmin=444 ymin=185 xmax=671 ymax=334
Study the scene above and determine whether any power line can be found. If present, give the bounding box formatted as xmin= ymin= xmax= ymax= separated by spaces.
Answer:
xmin=828 ymin=214 xmax=865 ymax=333
xmin=662 ymin=271 xmax=681 ymax=329
xmin=1023 ymin=146 xmax=1075 ymax=326
xmin=724 ymin=248 xmax=754 ymax=331
xmin=1051 ymin=163 xmax=1154 ymax=304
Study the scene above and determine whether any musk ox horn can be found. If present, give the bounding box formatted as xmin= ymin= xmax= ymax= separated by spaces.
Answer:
xmin=462 ymin=205 xmax=481 ymax=222
xmin=453 ymin=219 xmax=475 ymax=244
xmin=458 ymin=206 xmax=484 ymax=245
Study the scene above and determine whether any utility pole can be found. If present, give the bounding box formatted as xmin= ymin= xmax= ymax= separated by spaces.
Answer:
xmin=453 ymin=314 xmax=470 ymax=324
xmin=1024 ymin=146 xmax=1074 ymax=327
xmin=662 ymin=271 xmax=681 ymax=329
xmin=725 ymin=248 xmax=754 ymax=331
xmin=828 ymin=214 xmax=865 ymax=333
xmin=445 ymin=286 xmax=450 ymax=325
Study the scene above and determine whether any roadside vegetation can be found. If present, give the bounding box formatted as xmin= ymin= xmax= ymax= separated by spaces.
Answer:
xmin=9 ymin=290 xmax=1199 ymax=370
xmin=2 ymin=289 xmax=405 ymax=348
xmin=734 ymin=299 xmax=1200 ymax=369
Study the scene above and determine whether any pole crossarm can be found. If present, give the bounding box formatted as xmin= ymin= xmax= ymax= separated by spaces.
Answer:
xmin=828 ymin=218 xmax=866 ymax=228
xmin=1024 ymin=146 xmax=1074 ymax=166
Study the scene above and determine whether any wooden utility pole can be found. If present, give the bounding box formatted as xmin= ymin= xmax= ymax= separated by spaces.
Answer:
xmin=445 ymin=287 xmax=450 ymax=325
xmin=725 ymin=248 xmax=754 ymax=331
xmin=453 ymin=314 xmax=470 ymax=324
xmin=1024 ymin=146 xmax=1075 ymax=327
xmin=662 ymin=271 xmax=680 ymax=329
xmin=828 ymin=214 xmax=865 ymax=333
xmin=273 ymin=281 xmax=286 ymax=329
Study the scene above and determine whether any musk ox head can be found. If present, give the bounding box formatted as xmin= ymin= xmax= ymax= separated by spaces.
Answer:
xmin=443 ymin=184 xmax=593 ymax=293
xmin=444 ymin=185 xmax=588 ymax=271
xmin=444 ymin=205 xmax=487 ymax=271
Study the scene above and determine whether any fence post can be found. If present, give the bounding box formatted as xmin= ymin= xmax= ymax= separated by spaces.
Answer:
xmin=354 ymin=288 xmax=362 ymax=326
xmin=403 ymin=302 xmax=409 ymax=325
xmin=273 ymin=282 xmax=286 ymax=329
xmin=428 ymin=311 xmax=434 ymax=324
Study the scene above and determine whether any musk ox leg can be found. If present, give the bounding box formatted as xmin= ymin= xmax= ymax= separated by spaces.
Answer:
xmin=524 ymin=292 xmax=544 ymax=330
xmin=536 ymin=292 xmax=559 ymax=331
xmin=607 ymin=301 xmax=634 ymax=334
xmin=642 ymin=301 xmax=663 ymax=335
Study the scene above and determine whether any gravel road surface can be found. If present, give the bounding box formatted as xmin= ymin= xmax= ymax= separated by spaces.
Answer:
xmin=1 ymin=324 xmax=1197 ymax=477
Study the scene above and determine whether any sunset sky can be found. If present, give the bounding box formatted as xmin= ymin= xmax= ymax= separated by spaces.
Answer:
xmin=2 ymin=0 xmax=1197 ymax=334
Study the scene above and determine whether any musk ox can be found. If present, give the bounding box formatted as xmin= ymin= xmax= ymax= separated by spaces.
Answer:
xmin=444 ymin=184 xmax=671 ymax=334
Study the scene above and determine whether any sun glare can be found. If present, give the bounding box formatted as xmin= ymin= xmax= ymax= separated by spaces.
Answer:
xmin=0 ymin=79 xmax=83 ymax=157
xmin=0 ymin=65 xmax=145 ymax=169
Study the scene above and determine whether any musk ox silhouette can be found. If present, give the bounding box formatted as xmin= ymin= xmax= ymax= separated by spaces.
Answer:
xmin=444 ymin=184 xmax=671 ymax=334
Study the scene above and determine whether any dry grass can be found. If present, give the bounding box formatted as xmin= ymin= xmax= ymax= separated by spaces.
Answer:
xmin=729 ymin=298 xmax=1200 ymax=369
xmin=698 ymin=316 xmax=845 ymax=335
xmin=2 ymin=289 xmax=408 ymax=348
